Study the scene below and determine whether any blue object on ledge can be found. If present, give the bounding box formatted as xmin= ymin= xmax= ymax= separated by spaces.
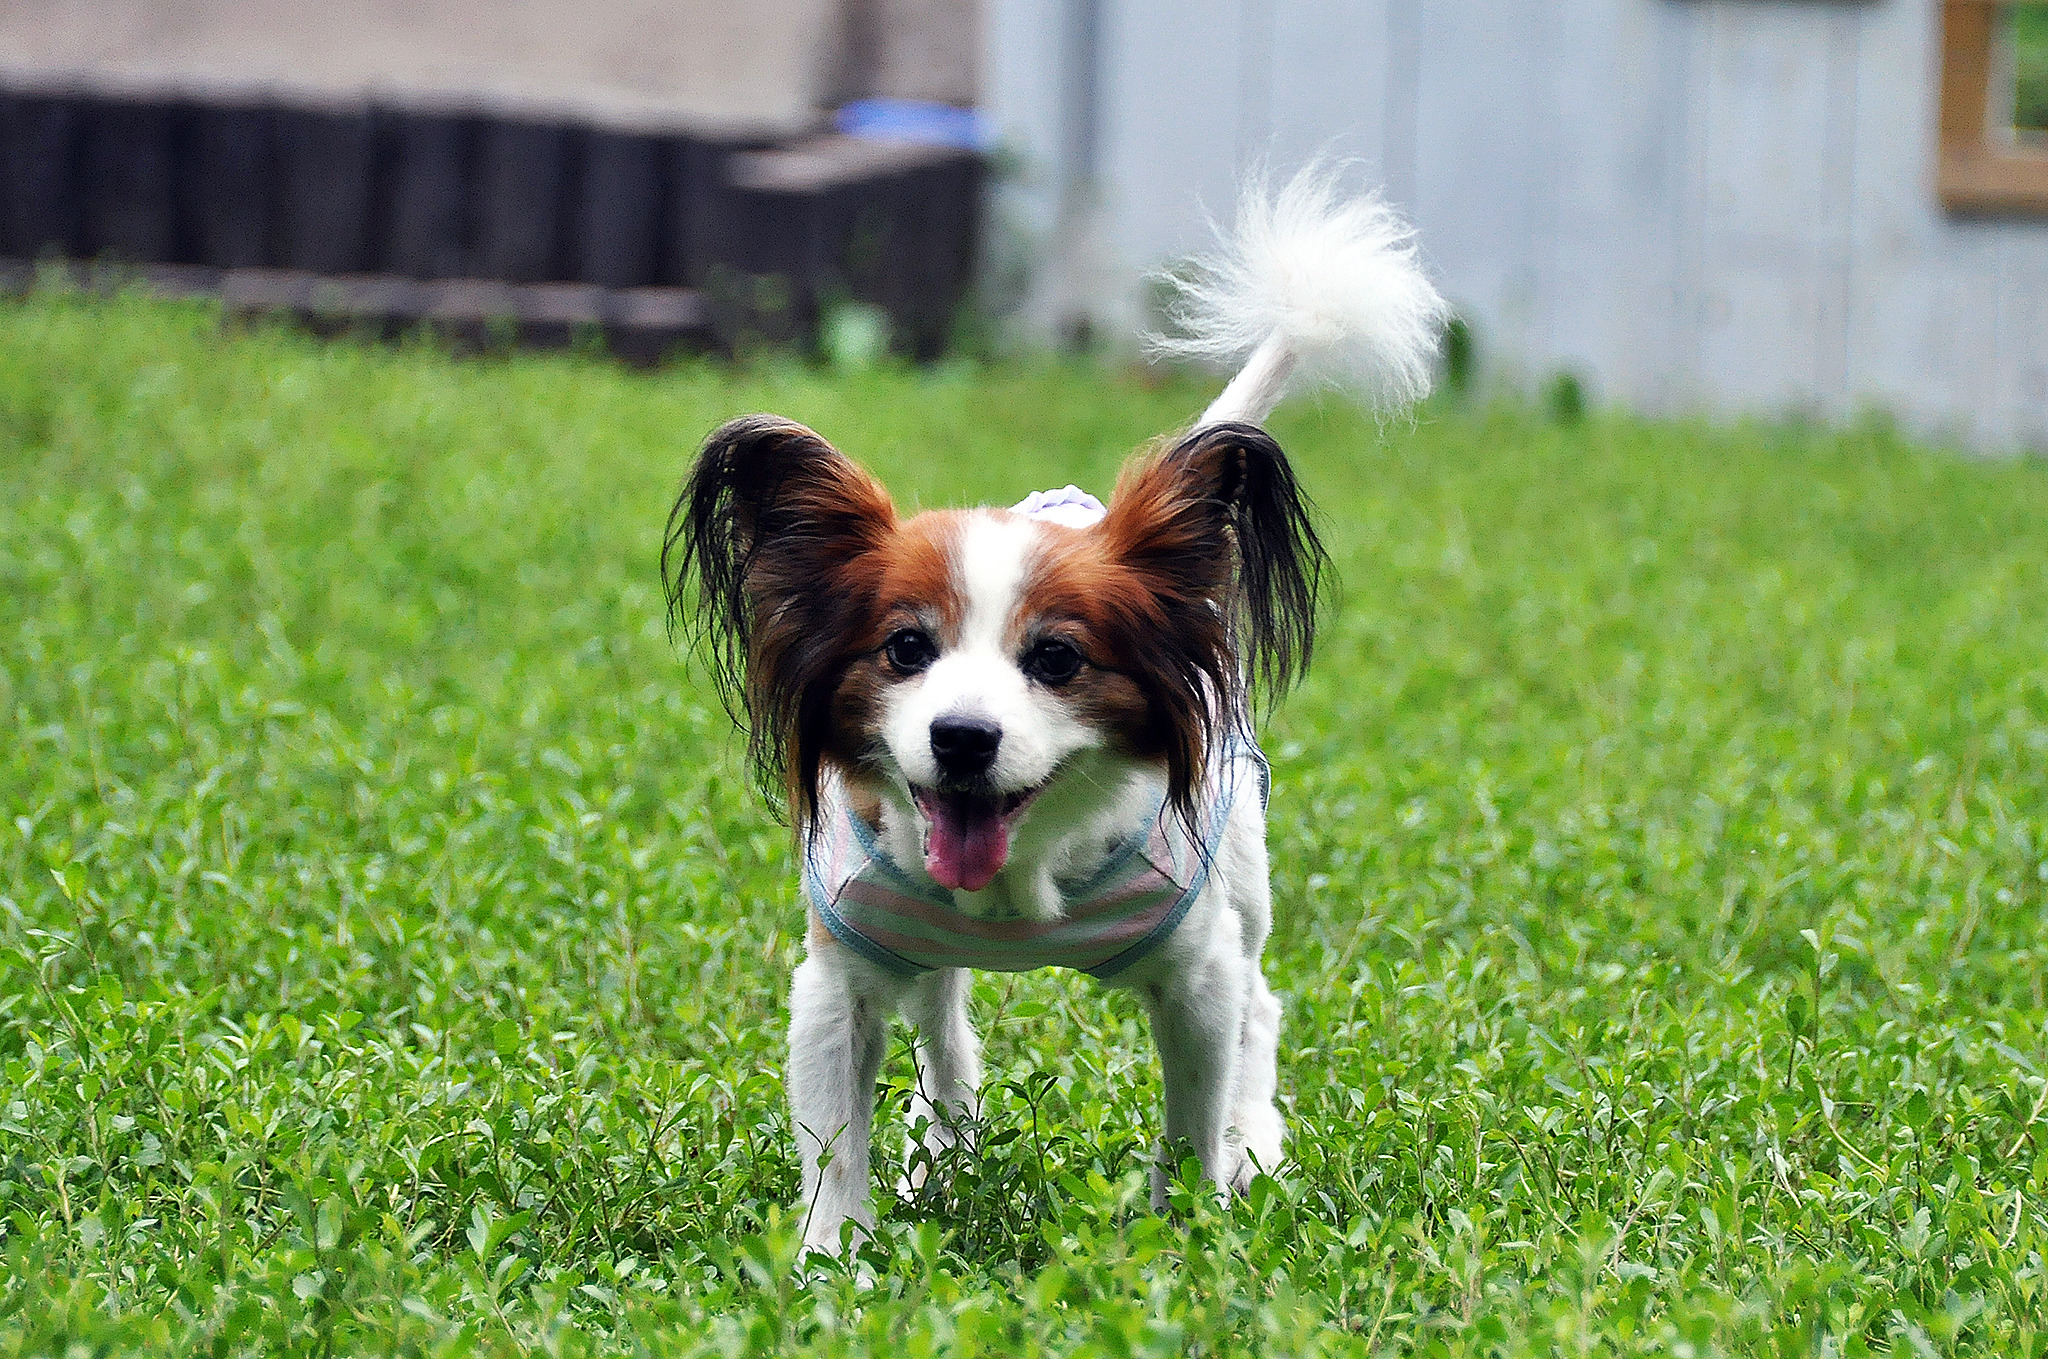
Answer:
xmin=835 ymin=99 xmax=988 ymax=152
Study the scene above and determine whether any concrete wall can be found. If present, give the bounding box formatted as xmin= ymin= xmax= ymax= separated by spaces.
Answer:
xmin=985 ymin=0 xmax=2048 ymax=451
xmin=0 ymin=0 xmax=979 ymax=137
xmin=837 ymin=0 xmax=983 ymax=106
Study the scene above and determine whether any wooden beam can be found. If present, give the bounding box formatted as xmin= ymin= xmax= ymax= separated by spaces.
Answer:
xmin=1938 ymin=0 xmax=2048 ymax=214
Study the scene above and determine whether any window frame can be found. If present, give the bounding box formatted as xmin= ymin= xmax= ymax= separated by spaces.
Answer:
xmin=1939 ymin=0 xmax=2048 ymax=212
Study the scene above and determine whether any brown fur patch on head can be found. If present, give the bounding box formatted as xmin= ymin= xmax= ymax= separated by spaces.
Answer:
xmin=824 ymin=510 xmax=968 ymax=782
xmin=1019 ymin=421 xmax=1326 ymax=821
xmin=875 ymin=512 xmax=970 ymax=645
xmin=1020 ymin=517 xmax=1229 ymax=819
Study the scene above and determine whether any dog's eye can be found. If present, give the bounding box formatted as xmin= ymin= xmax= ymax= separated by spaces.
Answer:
xmin=1022 ymin=638 xmax=1084 ymax=686
xmin=883 ymin=628 xmax=938 ymax=675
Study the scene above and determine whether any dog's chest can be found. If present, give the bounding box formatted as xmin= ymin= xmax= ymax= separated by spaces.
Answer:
xmin=801 ymin=743 xmax=1266 ymax=979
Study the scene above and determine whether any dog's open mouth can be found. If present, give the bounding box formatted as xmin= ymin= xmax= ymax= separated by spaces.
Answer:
xmin=910 ymin=784 xmax=1044 ymax=892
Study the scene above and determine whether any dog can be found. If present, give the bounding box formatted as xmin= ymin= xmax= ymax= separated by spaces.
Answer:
xmin=664 ymin=164 xmax=1446 ymax=1259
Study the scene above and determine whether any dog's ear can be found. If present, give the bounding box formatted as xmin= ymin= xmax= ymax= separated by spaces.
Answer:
xmin=1101 ymin=418 xmax=1326 ymax=714
xmin=663 ymin=414 xmax=896 ymax=822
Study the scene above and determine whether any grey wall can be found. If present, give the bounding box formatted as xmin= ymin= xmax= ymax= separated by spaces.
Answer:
xmin=0 ymin=0 xmax=840 ymax=135
xmin=0 ymin=0 xmax=980 ymax=138
xmin=985 ymin=0 xmax=2048 ymax=451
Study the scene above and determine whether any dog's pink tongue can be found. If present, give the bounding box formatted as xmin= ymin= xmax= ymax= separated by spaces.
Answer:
xmin=923 ymin=796 xmax=1009 ymax=892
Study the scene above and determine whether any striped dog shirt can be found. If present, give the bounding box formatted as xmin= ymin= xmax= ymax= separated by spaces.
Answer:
xmin=802 ymin=741 xmax=1270 ymax=979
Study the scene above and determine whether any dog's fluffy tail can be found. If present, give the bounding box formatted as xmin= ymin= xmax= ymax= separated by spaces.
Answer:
xmin=1151 ymin=161 xmax=1449 ymax=429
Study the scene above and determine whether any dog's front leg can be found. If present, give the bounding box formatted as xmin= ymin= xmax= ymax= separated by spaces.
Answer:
xmin=788 ymin=945 xmax=896 ymax=1257
xmin=1141 ymin=931 xmax=1250 ymax=1206
xmin=899 ymin=967 xmax=980 ymax=1194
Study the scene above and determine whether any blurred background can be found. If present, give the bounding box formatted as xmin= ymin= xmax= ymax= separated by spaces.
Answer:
xmin=1 ymin=0 xmax=2044 ymax=449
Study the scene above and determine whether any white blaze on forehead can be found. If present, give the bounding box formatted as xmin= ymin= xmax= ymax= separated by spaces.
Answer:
xmin=954 ymin=510 xmax=1039 ymax=648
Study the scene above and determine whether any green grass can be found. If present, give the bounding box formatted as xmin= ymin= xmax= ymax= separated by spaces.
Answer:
xmin=3 ymin=291 xmax=2047 ymax=1357
xmin=2017 ymin=4 xmax=2048 ymax=132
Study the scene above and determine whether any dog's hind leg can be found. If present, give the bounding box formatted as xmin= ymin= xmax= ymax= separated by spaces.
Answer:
xmin=789 ymin=945 xmax=900 ymax=1258
xmin=898 ymin=966 xmax=980 ymax=1195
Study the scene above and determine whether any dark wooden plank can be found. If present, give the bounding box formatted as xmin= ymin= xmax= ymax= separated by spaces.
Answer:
xmin=712 ymin=137 xmax=983 ymax=357
xmin=575 ymin=127 xmax=664 ymax=287
xmin=79 ymin=97 xmax=188 ymax=263
xmin=0 ymin=92 xmax=82 ymax=260
xmin=189 ymin=103 xmax=275 ymax=268
xmin=474 ymin=117 xmax=570 ymax=282
xmin=1 ymin=88 xmax=979 ymax=360
xmin=275 ymin=107 xmax=377 ymax=274
xmin=381 ymin=110 xmax=476 ymax=278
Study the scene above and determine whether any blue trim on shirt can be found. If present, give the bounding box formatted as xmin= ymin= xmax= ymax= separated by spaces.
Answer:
xmin=813 ymin=892 xmax=929 ymax=977
xmin=804 ymin=838 xmax=928 ymax=977
xmin=1085 ymin=748 xmax=1252 ymax=979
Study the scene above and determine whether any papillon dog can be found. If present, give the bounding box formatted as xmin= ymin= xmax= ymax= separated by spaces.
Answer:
xmin=664 ymin=164 xmax=1446 ymax=1258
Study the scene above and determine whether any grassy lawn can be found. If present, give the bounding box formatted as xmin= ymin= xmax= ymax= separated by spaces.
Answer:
xmin=2 ymin=292 xmax=2046 ymax=1357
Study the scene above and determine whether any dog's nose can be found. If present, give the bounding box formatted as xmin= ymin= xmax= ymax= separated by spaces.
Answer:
xmin=930 ymin=715 xmax=1002 ymax=781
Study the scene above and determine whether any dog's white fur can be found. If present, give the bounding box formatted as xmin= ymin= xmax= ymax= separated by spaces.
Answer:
xmin=784 ymin=164 xmax=1444 ymax=1257
xmin=1161 ymin=161 xmax=1449 ymax=426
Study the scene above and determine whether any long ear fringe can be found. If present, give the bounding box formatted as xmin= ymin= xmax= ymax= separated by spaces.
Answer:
xmin=1104 ymin=421 xmax=1326 ymax=829
xmin=661 ymin=415 xmax=817 ymax=733
xmin=1170 ymin=421 xmax=1328 ymax=716
xmin=661 ymin=414 xmax=893 ymax=825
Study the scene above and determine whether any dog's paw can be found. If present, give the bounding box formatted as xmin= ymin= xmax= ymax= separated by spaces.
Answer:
xmin=1222 ymin=1147 xmax=1277 ymax=1195
xmin=1225 ymin=1109 xmax=1287 ymax=1193
xmin=1148 ymin=1143 xmax=1231 ymax=1213
xmin=797 ymin=1246 xmax=879 ymax=1291
xmin=895 ymin=1140 xmax=950 ymax=1202
xmin=895 ymin=1164 xmax=943 ymax=1202
xmin=798 ymin=1220 xmax=883 ymax=1289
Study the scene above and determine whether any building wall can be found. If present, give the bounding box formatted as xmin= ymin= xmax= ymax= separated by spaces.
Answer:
xmin=985 ymin=0 xmax=2048 ymax=451
xmin=0 ymin=0 xmax=978 ymax=138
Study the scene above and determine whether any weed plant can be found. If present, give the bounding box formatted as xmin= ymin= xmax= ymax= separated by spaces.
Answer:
xmin=2 ymin=293 xmax=2046 ymax=1355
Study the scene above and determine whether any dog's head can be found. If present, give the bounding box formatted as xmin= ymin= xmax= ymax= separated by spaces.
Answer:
xmin=663 ymin=414 xmax=1325 ymax=890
